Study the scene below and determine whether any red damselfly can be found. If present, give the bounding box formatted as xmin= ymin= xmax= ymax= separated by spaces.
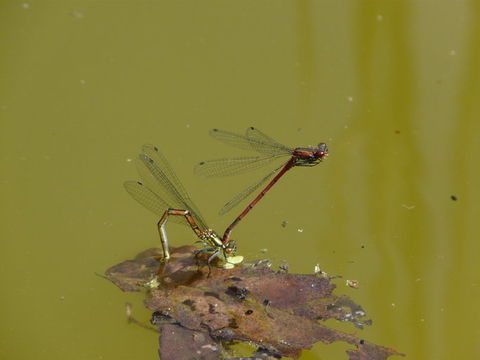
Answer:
xmin=195 ymin=127 xmax=328 ymax=243
xmin=124 ymin=144 xmax=239 ymax=266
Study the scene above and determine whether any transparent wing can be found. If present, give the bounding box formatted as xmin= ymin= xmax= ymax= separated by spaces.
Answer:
xmin=245 ymin=127 xmax=292 ymax=155
xmin=219 ymin=162 xmax=287 ymax=215
xmin=141 ymin=144 xmax=189 ymax=203
xmin=195 ymin=154 xmax=287 ymax=178
xmin=209 ymin=128 xmax=292 ymax=155
xmin=123 ymin=181 xmax=187 ymax=226
xmin=135 ymin=154 xmax=182 ymax=210
xmin=140 ymin=144 xmax=205 ymax=223
xmin=125 ymin=146 xmax=208 ymax=230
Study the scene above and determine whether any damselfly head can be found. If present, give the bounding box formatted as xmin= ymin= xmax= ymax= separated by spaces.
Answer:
xmin=315 ymin=143 xmax=328 ymax=159
xmin=223 ymin=239 xmax=237 ymax=256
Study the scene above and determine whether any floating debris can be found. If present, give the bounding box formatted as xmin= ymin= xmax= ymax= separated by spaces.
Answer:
xmin=346 ymin=280 xmax=360 ymax=289
xmin=105 ymin=246 xmax=403 ymax=359
xmin=314 ymin=264 xmax=330 ymax=279
xmin=278 ymin=262 xmax=289 ymax=273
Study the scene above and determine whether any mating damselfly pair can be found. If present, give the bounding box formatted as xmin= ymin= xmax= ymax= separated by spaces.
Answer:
xmin=124 ymin=127 xmax=328 ymax=270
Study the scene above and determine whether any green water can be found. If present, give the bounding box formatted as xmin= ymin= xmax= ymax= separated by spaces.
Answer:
xmin=1 ymin=1 xmax=479 ymax=359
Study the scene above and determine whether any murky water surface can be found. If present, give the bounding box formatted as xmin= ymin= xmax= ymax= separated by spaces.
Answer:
xmin=1 ymin=1 xmax=479 ymax=359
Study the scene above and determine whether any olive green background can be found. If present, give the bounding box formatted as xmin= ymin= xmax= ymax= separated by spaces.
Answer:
xmin=1 ymin=1 xmax=479 ymax=359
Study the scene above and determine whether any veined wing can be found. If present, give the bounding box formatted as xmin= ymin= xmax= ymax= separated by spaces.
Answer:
xmin=126 ymin=146 xmax=208 ymax=230
xmin=219 ymin=162 xmax=286 ymax=215
xmin=245 ymin=127 xmax=292 ymax=155
xmin=209 ymin=128 xmax=292 ymax=156
xmin=123 ymin=181 xmax=188 ymax=226
xmin=135 ymin=154 xmax=181 ymax=211
xmin=142 ymin=144 xmax=187 ymax=200
xmin=141 ymin=144 xmax=205 ymax=223
xmin=195 ymin=154 xmax=286 ymax=178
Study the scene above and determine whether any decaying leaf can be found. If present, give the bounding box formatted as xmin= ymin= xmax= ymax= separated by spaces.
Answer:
xmin=105 ymin=246 xmax=404 ymax=359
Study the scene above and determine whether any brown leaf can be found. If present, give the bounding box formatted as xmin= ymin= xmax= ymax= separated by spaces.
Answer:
xmin=105 ymin=246 xmax=404 ymax=359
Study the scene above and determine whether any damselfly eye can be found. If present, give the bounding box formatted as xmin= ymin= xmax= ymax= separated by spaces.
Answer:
xmin=224 ymin=240 xmax=237 ymax=255
xmin=317 ymin=143 xmax=328 ymax=157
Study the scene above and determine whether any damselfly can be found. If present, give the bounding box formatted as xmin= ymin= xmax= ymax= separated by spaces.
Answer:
xmin=195 ymin=127 xmax=328 ymax=243
xmin=124 ymin=144 xmax=240 ymax=266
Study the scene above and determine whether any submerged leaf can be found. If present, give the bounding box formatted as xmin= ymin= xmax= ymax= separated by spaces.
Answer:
xmin=105 ymin=246 xmax=404 ymax=359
